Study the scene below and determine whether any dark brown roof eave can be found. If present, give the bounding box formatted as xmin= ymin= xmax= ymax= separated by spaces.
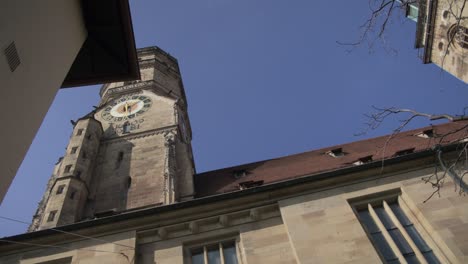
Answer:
xmin=0 ymin=142 xmax=457 ymax=246
xmin=61 ymin=0 xmax=140 ymax=88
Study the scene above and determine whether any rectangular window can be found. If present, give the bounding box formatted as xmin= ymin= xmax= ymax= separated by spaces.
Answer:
xmin=76 ymin=129 xmax=84 ymax=136
xmin=70 ymin=147 xmax=78 ymax=154
xmin=350 ymin=191 xmax=440 ymax=264
xmin=406 ymin=4 xmax=419 ymax=22
xmin=47 ymin=210 xmax=57 ymax=222
xmin=69 ymin=189 xmax=76 ymax=200
xmin=123 ymin=123 xmax=131 ymax=133
xmin=56 ymin=185 xmax=65 ymax=194
xmin=190 ymin=241 xmax=239 ymax=264
xmin=64 ymin=165 xmax=72 ymax=173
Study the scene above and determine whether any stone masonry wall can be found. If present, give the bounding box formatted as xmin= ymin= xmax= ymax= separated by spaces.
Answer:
xmin=430 ymin=0 xmax=468 ymax=83
xmin=279 ymin=167 xmax=468 ymax=263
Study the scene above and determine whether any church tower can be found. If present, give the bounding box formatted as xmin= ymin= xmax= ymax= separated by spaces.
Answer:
xmin=428 ymin=0 xmax=468 ymax=83
xmin=409 ymin=0 xmax=468 ymax=83
xmin=30 ymin=46 xmax=195 ymax=231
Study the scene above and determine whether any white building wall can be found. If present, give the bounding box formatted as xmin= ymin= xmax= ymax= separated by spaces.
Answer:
xmin=0 ymin=0 xmax=87 ymax=202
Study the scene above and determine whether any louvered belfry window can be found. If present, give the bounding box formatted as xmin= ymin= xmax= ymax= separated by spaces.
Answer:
xmin=4 ymin=41 xmax=21 ymax=72
xmin=352 ymin=193 xmax=440 ymax=264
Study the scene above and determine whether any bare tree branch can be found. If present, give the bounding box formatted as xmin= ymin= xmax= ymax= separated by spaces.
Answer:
xmin=340 ymin=0 xmax=467 ymax=63
xmin=359 ymin=106 xmax=468 ymax=202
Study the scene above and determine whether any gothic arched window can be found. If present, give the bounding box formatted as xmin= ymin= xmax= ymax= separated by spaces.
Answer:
xmin=448 ymin=24 xmax=468 ymax=50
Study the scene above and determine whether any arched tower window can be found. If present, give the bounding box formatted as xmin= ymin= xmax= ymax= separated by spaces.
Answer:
xmin=448 ymin=24 xmax=468 ymax=49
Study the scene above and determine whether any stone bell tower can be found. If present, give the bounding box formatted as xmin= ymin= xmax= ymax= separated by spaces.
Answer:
xmin=30 ymin=46 xmax=195 ymax=231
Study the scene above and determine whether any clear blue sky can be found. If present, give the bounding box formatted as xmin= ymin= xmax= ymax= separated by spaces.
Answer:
xmin=1 ymin=0 xmax=467 ymax=237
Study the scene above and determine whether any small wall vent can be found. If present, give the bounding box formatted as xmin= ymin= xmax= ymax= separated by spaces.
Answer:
xmin=4 ymin=42 xmax=20 ymax=72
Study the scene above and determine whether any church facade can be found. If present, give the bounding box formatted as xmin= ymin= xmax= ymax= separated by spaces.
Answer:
xmin=0 ymin=47 xmax=467 ymax=264
xmin=413 ymin=0 xmax=468 ymax=83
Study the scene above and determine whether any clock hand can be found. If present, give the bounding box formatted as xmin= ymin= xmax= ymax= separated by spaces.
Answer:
xmin=124 ymin=103 xmax=130 ymax=115
xmin=127 ymin=101 xmax=140 ymax=114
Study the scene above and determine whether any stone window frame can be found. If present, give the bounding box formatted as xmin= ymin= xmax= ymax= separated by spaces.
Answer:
xmin=447 ymin=24 xmax=468 ymax=51
xmin=70 ymin=147 xmax=78 ymax=154
xmin=184 ymin=234 xmax=242 ymax=264
xmin=64 ymin=165 xmax=72 ymax=174
xmin=348 ymin=189 xmax=445 ymax=264
xmin=56 ymin=185 xmax=65 ymax=195
xmin=47 ymin=210 xmax=57 ymax=222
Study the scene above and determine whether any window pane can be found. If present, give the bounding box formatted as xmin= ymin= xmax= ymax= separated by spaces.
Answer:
xmin=404 ymin=253 xmax=420 ymax=264
xmin=423 ymin=251 xmax=441 ymax=264
xmin=405 ymin=225 xmax=431 ymax=252
xmin=207 ymin=247 xmax=221 ymax=264
xmin=191 ymin=251 xmax=204 ymax=264
xmin=389 ymin=203 xmax=411 ymax=226
xmin=390 ymin=203 xmax=440 ymax=263
xmin=407 ymin=5 xmax=419 ymax=22
xmin=358 ymin=210 xmax=379 ymax=233
xmin=223 ymin=243 xmax=238 ymax=264
xmin=359 ymin=208 xmax=398 ymax=262
xmin=388 ymin=229 xmax=413 ymax=255
xmin=371 ymin=232 xmax=399 ymax=262
xmin=374 ymin=206 xmax=396 ymax=229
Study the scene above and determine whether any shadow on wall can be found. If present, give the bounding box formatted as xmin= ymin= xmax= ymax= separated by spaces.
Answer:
xmin=84 ymin=124 xmax=135 ymax=218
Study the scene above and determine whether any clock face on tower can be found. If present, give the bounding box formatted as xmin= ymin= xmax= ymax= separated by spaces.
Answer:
xmin=101 ymin=95 xmax=152 ymax=122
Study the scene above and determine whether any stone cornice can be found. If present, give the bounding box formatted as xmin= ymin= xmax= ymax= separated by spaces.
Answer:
xmin=100 ymin=80 xmax=185 ymax=108
xmin=137 ymin=46 xmax=179 ymax=64
xmin=139 ymin=59 xmax=181 ymax=78
xmin=137 ymin=204 xmax=280 ymax=244
xmin=101 ymin=80 xmax=155 ymax=100
xmin=101 ymin=125 xmax=179 ymax=145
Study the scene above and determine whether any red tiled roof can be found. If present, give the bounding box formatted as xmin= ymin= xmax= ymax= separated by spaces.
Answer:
xmin=194 ymin=120 xmax=468 ymax=197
